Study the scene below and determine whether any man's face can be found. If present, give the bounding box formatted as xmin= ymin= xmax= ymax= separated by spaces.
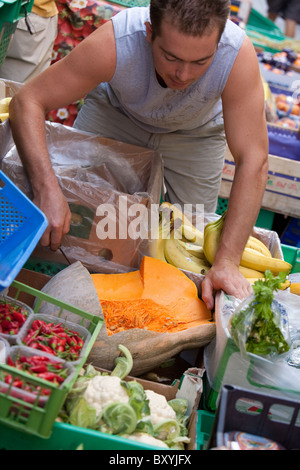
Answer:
xmin=146 ymin=19 xmax=219 ymax=90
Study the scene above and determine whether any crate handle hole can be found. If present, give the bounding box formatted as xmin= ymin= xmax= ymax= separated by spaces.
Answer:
xmin=0 ymin=179 xmax=5 ymax=189
xmin=235 ymin=397 xmax=264 ymax=416
xmin=268 ymin=404 xmax=300 ymax=426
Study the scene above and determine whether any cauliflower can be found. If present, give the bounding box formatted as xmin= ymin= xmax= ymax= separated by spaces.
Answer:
xmin=145 ymin=389 xmax=176 ymax=425
xmin=83 ymin=375 xmax=129 ymax=415
xmin=122 ymin=432 xmax=169 ymax=448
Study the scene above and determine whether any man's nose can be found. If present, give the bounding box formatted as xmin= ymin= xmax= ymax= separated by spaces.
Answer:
xmin=175 ymin=62 xmax=191 ymax=82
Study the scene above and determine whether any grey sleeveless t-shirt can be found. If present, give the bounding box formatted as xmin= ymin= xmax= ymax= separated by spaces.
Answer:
xmin=102 ymin=6 xmax=245 ymax=134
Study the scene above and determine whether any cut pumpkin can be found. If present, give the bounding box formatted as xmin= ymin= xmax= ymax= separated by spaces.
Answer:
xmin=91 ymin=256 xmax=212 ymax=335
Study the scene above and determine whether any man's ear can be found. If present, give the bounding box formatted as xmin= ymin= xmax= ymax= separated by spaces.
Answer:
xmin=145 ymin=21 xmax=153 ymax=42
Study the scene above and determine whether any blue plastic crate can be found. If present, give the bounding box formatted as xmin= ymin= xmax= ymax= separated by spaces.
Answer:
xmin=0 ymin=170 xmax=48 ymax=291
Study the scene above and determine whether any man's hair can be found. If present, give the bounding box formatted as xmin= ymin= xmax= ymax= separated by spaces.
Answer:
xmin=149 ymin=0 xmax=231 ymax=41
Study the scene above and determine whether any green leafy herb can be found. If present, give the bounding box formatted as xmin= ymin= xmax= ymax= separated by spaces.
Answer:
xmin=230 ymin=270 xmax=290 ymax=356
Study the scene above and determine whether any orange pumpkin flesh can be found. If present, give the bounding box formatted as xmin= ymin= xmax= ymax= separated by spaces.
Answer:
xmin=91 ymin=256 xmax=212 ymax=335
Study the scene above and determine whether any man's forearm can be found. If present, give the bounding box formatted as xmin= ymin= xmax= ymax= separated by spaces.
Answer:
xmin=9 ymin=92 xmax=57 ymax=195
xmin=214 ymin=154 xmax=269 ymax=267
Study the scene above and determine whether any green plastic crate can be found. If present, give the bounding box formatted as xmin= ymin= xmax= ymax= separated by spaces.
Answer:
xmin=245 ymin=7 xmax=287 ymax=53
xmin=281 ymin=244 xmax=300 ymax=274
xmin=196 ymin=410 xmax=215 ymax=450
xmin=0 ymin=0 xmax=34 ymax=66
xmin=247 ymin=8 xmax=284 ymax=37
xmin=216 ymin=198 xmax=274 ymax=230
xmin=0 ymin=420 xmax=167 ymax=450
xmin=23 ymin=257 xmax=68 ymax=277
xmin=0 ymin=280 xmax=103 ymax=438
xmin=0 ymin=409 xmax=209 ymax=450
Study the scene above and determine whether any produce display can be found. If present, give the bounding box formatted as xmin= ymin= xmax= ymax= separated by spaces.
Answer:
xmin=0 ymin=298 xmax=30 ymax=336
xmin=0 ymin=97 xmax=11 ymax=123
xmin=59 ymin=345 xmax=191 ymax=450
xmin=21 ymin=318 xmax=84 ymax=361
xmin=91 ymin=255 xmax=212 ymax=335
xmin=150 ymin=203 xmax=292 ymax=283
xmin=259 ymin=49 xmax=300 ymax=73
xmin=275 ymin=93 xmax=300 ymax=117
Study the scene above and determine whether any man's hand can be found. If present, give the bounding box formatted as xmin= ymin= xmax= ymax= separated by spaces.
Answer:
xmin=201 ymin=259 xmax=253 ymax=310
xmin=34 ymin=187 xmax=72 ymax=251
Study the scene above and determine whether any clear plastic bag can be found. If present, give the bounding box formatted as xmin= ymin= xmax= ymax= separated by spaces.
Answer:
xmin=229 ymin=294 xmax=291 ymax=359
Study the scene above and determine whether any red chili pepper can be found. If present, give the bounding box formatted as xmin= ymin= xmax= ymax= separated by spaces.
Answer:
xmin=12 ymin=379 xmax=23 ymax=388
xmin=30 ymin=364 xmax=48 ymax=374
xmin=38 ymin=344 xmax=55 ymax=355
xmin=30 ymin=356 xmax=53 ymax=365
xmin=56 ymin=331 xmax=68 ymax=338
xmin=1 ymin=319 xmax=15 ymax=330
xmin=31 ymin=319 xmax=44 ymax=331
xmin=37 ymin=372 xmax=64 ymax=383
xmin=40 ymin=324 xmax=54 ymax=335
xmin=11 ymin=310 xmax=26 ymax=324
xmin=7 ymin=356 xmax=15 ymax=367
xmin=4 ymin=374 xmax=12 ymax=384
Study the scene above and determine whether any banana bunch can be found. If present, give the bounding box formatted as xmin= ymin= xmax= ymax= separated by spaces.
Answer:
xmin=149 ymin=202 xmax=210 ymax=275
xmin=203 ymin=211 xmax=292 ymax=278
xmin=0 ymin=97 xmax=12 ymax=123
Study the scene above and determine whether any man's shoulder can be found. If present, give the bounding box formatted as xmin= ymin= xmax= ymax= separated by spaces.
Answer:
xmin=219 ymin=19 xmax=246 ymax=50
xmin=112 ymin=6 xmax=150 ymax=37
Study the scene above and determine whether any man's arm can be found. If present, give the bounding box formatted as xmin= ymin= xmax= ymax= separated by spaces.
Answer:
xmin=9 ymin=20 xmax=116 ymax=250
xmin=201 ymin=35 xmax=269 ymax=310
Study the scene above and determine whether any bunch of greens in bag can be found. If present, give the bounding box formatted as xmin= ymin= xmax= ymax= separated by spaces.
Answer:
xmin=230 ymin=271 xmax=290 ymax=357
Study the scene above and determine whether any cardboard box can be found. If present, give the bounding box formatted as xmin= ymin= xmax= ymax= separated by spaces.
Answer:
xmin=219 ymin=144 xmax=300 ymax=219
xmin=1 ymin=120 xmax=164 ymax=273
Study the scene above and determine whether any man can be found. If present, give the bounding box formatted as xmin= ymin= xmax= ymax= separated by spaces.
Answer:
xmin=267 ymin=0 xmax=300 ymax=38
xmin=9 ymin=0 xmax=269 ymax=310
xmin=0 ymin=0 xmax=58 ymax=82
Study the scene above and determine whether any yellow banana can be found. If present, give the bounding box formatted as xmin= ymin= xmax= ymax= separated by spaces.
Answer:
xmin=164 ymin=235 xmax=210 ymax=275
xmin=203 ymin=212 xmax=292 ymax=275
xmin=246 ymin=236 xmax=272 ymax=258
xmin=240 ymin=247 xmax=292 ymax=274
xmin=0 ymin=113 xmax=9 ymax=122
xmin=290 ymin=283 xmax=300 ymax=295
xmin=148 ymin=212 xmax=171 ymax=263
xmin=279 ymin=280 xmax=291 ymax=290
xmin=181 ymin=224 xmax=203 ymax=245
xmin=0 ymin=97 xmax=12 ymax=114
xmin=203 ymin=214 xmax=225 ymax=265
xmin=177 ymin=239 xmax=205 ymax=259
xmin=239 ymin=265 xmax=265 ymax=279
xmin=160 ymin=201 xmax=204 ymax=239
xmin=160 ymin=201 xmax=195 ymax=228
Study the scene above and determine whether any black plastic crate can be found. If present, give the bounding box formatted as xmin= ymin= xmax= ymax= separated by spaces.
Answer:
xmin=209 ymin=384 xmax=300 ymax=450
